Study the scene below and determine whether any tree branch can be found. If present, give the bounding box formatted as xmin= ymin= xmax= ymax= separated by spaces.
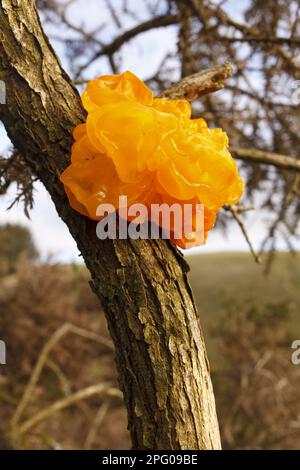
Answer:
xmin=216 ymin=35 xmax=300 ymax=45
xmin=160 ymin=61 xmax=233 ymax=99
xmin=0 ymin=0 xmax=221 ymax=450
xmin=231 ymin=147 xmax=300 ymax=173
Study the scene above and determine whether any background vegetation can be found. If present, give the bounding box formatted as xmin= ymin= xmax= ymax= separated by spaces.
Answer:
xmin=0 ymin=225 xmax=299 ymax=450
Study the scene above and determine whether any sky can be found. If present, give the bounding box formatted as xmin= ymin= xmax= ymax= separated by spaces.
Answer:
xmin=0 ymin=0 xmax=297 ymax=262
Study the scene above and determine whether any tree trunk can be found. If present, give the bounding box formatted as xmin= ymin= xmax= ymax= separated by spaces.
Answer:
xmin=0 ymin=0 xmax=221 ymax=449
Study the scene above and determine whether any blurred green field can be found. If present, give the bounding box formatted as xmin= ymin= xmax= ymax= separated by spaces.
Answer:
xmin=187 ymin=251 xmax=300 ymax=339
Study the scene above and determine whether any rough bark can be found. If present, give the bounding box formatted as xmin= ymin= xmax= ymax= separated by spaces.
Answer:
xmin=0 ymin=0 xmax=221 ymax=449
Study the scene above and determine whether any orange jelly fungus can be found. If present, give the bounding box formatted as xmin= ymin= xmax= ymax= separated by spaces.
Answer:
xmin=60 ymin=71 xmax=244 ymax=248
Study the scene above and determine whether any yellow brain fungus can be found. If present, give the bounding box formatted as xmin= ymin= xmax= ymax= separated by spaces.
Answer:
xmin=60 ymin=70 xmax=244 ymax=248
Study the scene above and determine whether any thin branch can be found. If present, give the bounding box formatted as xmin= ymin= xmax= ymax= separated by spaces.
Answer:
xmin=217 ymin=35 xmax=300 ymax=45
xmin=75 ymin=14 xmax=179 ymax=78
xmin=224 ymin=205 xmax=261 ymax=264
xmin=223 ymin=204 xmax=255 ymax=214
xmin=226 ymin=84 xmax=297 ymax=108
xmin=104 ymin=0 xmax=122 ymax=28
xmin=46 ymin=359 xmax=71 ymax=396
xmin=84 ymin=400 xmax=111 ymax=449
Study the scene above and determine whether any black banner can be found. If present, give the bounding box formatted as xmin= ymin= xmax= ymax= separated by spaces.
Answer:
xmin=0 ymin=450 xmax=299 ymax=467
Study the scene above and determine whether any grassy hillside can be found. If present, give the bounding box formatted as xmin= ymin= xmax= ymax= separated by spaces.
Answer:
xmin=187 ymin=251 xmax=300 ymax=341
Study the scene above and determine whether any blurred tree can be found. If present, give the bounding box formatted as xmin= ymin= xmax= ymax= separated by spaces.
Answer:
xmin=0 ymin=224 xmax=38 ymax=275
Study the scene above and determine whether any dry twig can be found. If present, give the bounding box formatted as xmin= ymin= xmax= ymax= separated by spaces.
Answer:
xmin=84 ymin=400 xmax=111 ymax=449
xmin=224 ymin=205 xmax=261 ymax=264
xmin=17 ymin=383 xmax=122 ymax=435
xmin=11 ymin=322 xmax=114 ymax=430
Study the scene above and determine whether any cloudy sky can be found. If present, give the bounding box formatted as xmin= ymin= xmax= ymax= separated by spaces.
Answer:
xmin=0 ymin=0 xmax=296 ymax=262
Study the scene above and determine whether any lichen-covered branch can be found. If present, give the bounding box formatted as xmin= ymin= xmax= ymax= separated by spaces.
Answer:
xmin=161 ymin=61 xmax=233 ymax=100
